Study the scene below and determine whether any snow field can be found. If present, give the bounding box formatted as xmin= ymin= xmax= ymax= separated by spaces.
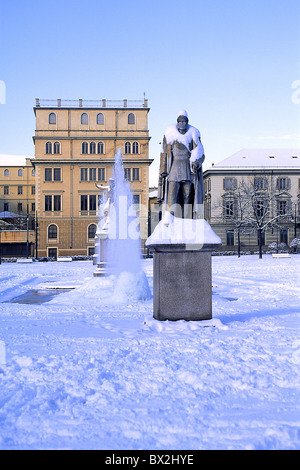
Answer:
xmin=0 ymin=255 xmax=299 ymax=450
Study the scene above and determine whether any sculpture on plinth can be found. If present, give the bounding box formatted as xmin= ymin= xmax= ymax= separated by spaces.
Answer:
xmin=146 ymin=110 xmax=221 ymax=321
xmin=158 ymin=110 xmax=205 ymax=220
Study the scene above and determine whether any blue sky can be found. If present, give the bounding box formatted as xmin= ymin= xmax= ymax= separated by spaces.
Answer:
xmin=0 ymin=0 xmax=299 ymax=184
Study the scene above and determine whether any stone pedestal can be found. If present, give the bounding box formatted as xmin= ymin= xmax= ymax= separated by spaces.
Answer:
xmin=93 ymin=228 xmax=109 ymax=277
xmin=145 ymin=217 xmax=221 ymax=321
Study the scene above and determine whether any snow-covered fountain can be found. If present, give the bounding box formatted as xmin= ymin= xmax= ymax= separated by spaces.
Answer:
xmin=93 ymin=149 xmax=151 ymax=302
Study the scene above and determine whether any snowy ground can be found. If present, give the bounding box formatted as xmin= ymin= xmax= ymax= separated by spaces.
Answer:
xmin=0 ymin=255 xmax=299 ymax=450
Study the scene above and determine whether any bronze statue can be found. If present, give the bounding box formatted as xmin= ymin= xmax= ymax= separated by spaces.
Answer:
xmin=158 ymin=110 xmax=205 ymax=219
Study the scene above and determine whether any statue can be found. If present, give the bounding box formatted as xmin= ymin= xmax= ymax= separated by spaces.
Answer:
xmin=157 ymin=110 xmax=205 ymax=219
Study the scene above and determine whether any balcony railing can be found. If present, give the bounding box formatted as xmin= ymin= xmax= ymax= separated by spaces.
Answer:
xmin=35 ymin=98 xmax=149 ymax=109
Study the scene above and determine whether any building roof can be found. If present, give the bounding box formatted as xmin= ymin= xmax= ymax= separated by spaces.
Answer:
xmin=210 ymin=149 xmax=300 ymax=169
xmin=0 ymin=154 xmax=33 ymax=167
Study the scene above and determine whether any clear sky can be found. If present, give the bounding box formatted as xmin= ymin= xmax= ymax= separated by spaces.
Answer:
xmin=0 ymin=0 xmax=299 ymax=185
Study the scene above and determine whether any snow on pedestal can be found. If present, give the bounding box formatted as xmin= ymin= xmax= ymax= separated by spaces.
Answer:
xmin=146 ymin=216 xmax=221 ymax=321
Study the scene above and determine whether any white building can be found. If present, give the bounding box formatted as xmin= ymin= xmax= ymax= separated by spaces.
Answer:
xmin=203 ymin=149 xmax=300 ymax=252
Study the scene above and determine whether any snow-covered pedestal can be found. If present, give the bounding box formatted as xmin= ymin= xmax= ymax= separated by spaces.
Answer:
xmin=93 ymin=222 xmax=110 ymax=277
xmin=145 ymin=216 xmax=221 ymax=321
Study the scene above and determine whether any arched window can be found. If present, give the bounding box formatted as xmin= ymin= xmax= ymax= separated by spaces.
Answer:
xmin=18 ymin=169 xmax=23 ymax=177
xmin=49 ymin=112 xmax=56 ymax=124
xmin=81 ymin=113 xmax=88 ymax=124
xmin=82 ymin=142 xmax=88 ymax=154
xmin=97 ymin=142 xmax=104 ymax=154
xmin=132 ymin=142 xmax=139 ymax=154
xmin=88 ymin=224 xmax=97 ymax=239
xmin=53 ymin=142 xmax=60 ymax=154
xmin=90 ymin=142 xmax=96 ymax=154
xmin=48 ymin=224 xmax=58 ymax=239
xmin=4 ymin=169 xmax=9 ymax=176
xmin=97 ymin=113 xmax=104 ymax=125
xmin=46 ymin=142 xmax=52 ymax=154
xmin=125 ymin=142 xmax=131 ymax=154
xmin=128 ymin=113 xmax=135 ymax=124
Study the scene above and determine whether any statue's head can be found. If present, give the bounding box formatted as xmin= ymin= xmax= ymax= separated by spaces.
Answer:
xmin=177 ymin=109 xmax=188 ymax=134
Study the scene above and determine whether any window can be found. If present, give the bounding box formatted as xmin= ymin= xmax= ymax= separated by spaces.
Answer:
xmin=48 ymin=248 xmax=57 ymax=259
xmin=4 ymin=186 xmax=9 ymax=195
xmin=31 ymin=203 xmax=35 ymax=212
xmin=18 ymin=185 xmax=23 ymax=195
xmin=46 ymin=142 xmax=52 ymax=154
xmin=223 ymin=178 xmax=237 ymax=190
xmin=53 ymin=142 xmax=60 ymax=154
xmin=4 ymin=169 xmax=9 ymax=177
xmin=45 ymin=168 xmax=52 ymax=181
xmin=81 ymin=195 xmax=96 ymax=212
xmin=97 ymin=113 xmax=104 ymax=125
xmin=88 ymin=224 xmax=97 ymax=239
xmin=31 ymin=186 xmax=35 ymax=195
xmin=132 ymin=168 xmax=139 ymax=181
xmin=128 ymin=113 xmax=135 ymax=124
xmin=89 ymin=168 xmax=96 ymax=181
xmin=18 ymin=203 xmax=23 ymax=212
xmin=224 ymin=200 xmax=234 ymax=217
xmin=18 ymin=169 xmax=23 ymax=177
xmin=81 ymin=113 xmax=88 ymax=124
xmin=277 ymin=200 xmax=287 ymax=215
xmin=255 ymin=200 xmax=265 ymax=218
xmin=4 ymin=202 xmax=9 ymax=211
xmin=89 ymin=195 xmax=97 ymax=211
xmin=124 ymin=168 xmax=131 ymax=180
xmin=49 ymin=113 xmax=56 ymax=124
xmin=97 ymin=142 xmax=104 ymax=154
xmin=82 ymin=142 xmax=88 ymax=154
xmin=254 ymin=177 xmax=267 ymax=190
xmin=277 ymin=177 xmax=291 ymax=190
xmin=132 ymin=194 xmax=140 ymax=206
xmin=226 ymin=231 xmax=234 ymax=246
xmin=32 ymin=169 xmax=35 ymax=176
xmin=280 ymin=229 xmax=288 ymax=245
xmin=125 ymin=142 xmax=131 ymax=154
xmin=53 ymin=195 xmax=61 ymax=211
xmin=53 ymin=168 xmax=61 ymax=181
xmin=45 ymin=195 xmax=52 ymax=211
xmin=48 ymin=224 xmax=58 ymax=239
xmin=132 ymin=142 xmax=139 ymax=154
xmin=81 ymin=195 xmax=88 ymax=211
xmin=80 ymin=168 xmax=88 ymax=181
xmin=98 ymin=168 xmax=105 ymax=181
xmin=90 ymin=142 xmax=96 ymax=154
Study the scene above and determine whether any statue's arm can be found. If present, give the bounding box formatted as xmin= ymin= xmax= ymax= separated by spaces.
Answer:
xmin=190 ymin=137 xmax=205 ymax=173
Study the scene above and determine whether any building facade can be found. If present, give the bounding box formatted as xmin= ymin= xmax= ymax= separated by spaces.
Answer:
xmin=32 ymin=98 xmax=152 ymax=258
xmin=203 ymin=149 xmax=300 ymax=252
xmin=0 ymin=155 xmax=36 ymax=257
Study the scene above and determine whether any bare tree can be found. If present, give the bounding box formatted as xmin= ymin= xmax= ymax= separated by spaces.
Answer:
xmin=215 ymin=174 xmax=293 ymax=258
xmin=240 ymin=175 xmax=293 ymax=258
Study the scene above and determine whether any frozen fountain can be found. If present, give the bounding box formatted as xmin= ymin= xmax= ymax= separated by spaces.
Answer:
xmin=93 ymin=149 xmax=151 ymax=301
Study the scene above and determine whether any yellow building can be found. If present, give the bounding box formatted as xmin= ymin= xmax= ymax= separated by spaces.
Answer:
xmin=32 ymin=98 xmax=152 ymax=258
xmin=0 ymin=155 xmax=36 ymax=257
